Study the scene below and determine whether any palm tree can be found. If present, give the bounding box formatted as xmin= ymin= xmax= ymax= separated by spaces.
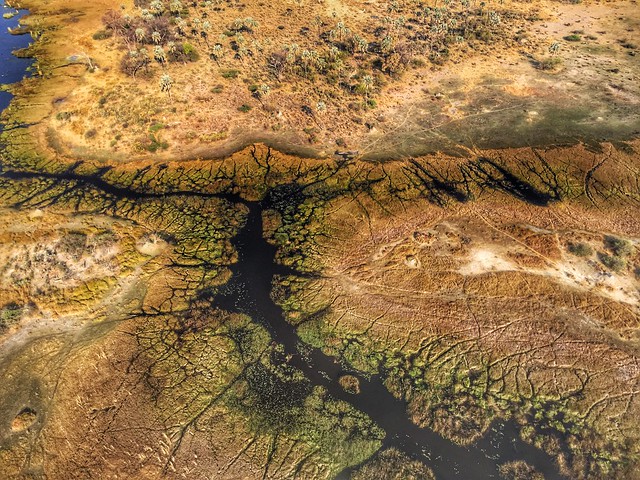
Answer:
xmin=330 ymin=22 xmax=350 ymax=42
xmin=359 ymin=74 xmax=374 ymax=96
xmin=170 ymin=0 xmax=183 ymax=15
xmin=201 ymin=20 xmax=211 ymax=45
xmin=353 ymin=34 xmax=368 ymax=54
xmin=135 ymin=28 xmax=146 ymax=43
xmin=175 ymin=17 xmax=187 ymax=36
xmin=140 ymin=9 xmax=154 ymax=21
xmin=154 ymin=45 xmax=167 ymax=64
xmin=210 ymin=44 xmax=224 ymax=65
xmin=150 ymin=0 xmax=164 ymax=16
xmin=244 ymin=17 xmax=258 ymax=30
xmin=381 ymin=35 xmax=395 ymax=53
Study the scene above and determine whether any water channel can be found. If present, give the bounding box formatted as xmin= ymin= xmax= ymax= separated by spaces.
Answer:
xmin=0 ymin=5 xmax=567 ymax=476
xmin=214 ymin=199 xmax=565 ymax=480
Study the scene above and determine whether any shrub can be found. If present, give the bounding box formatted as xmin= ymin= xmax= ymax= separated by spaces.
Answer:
xmin=56 ymin=111 xmax=72 ymax=121
xmin=120 ymin=50 xmax=151 ymax=77
xmin=604 ymin=236 xmax=634 ymax=257
xmin=339 ymin=375 xmax=361 ymax=394
xmin=568 ymin=242 xmax=593 ymax=257
xmin=102 ymin=10 xmax=124 ymax=31
xmin=182 ymin=42 xmax=199 ymax=61
xmin=221 ymin=69 xmax=240 ymax=79
xmin=0 ymin=303 xmax=22 ymax=332
xmin=564 ymin=34 xmax=581 ymax=42
xmin=535 ymin=57 xmax=562 ymax=71
xmin=149 ymin=122 xmax=164 ymax=133
xmin=93 ymin=29 xmax=113 ymax=40
xmin=141 ymin=133 xmax=169 ymax=152
xmin=238 ymin=104 xmax=252 ymax=112
xmin=599 ymin=253 xmax=626 ymax=272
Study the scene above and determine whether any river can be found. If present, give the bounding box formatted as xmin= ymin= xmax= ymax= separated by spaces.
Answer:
xmin=0 ymin=2 xmax=32 ymax=116
xmin=215 ymin=199 xmax=565 ymax=479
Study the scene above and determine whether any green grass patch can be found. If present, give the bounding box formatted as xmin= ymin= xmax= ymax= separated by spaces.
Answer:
xmin=149 ymin=122 xmax=165 ymax=133
xmin=221 ymin=69 xmax=240 ymax=79
xmin=145 ymin=133 xmax=169 ymax=152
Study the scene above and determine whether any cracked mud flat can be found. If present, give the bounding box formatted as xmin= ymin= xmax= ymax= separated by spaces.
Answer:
xmin=1 ymin=0 xmax=640 ymax=479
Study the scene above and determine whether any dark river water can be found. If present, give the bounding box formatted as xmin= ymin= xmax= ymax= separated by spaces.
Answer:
xmin=215 ymin=200 xmax=565 ymax=480
xmin=0 ymin=3 xmax=32 ymax=115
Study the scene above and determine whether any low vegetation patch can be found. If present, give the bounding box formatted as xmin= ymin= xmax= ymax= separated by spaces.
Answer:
xmin=567 ymin=242 xmax=593 ymax=257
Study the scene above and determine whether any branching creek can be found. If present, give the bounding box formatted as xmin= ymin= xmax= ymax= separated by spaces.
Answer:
xmin=0 ymin=7 xmax=567 ymax=476
xmin=0 ymin=162 xmax=569 ymax=479
xmin=214 ymin=198 xmax=565 ymax=480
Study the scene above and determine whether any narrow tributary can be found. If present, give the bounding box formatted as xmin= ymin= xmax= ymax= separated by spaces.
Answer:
xmin=214 ymin=200 xmax=566 ymax=480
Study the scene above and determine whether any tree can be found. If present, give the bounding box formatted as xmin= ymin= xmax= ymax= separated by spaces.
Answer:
xmin=135 ymin=27 xmax=146 ymax=43
xmin=160 ymin=73 xmax=173 ymax=97
xmin=154 ymin=45 xmax=167 ymax=64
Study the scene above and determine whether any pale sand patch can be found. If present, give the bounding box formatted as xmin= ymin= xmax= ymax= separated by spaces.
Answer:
xmin=136 ymin=234 xmax=169 ymax=257
xmin=460 ymin=249 xmax=639 ymax=306
xmin=459 ymin=248 xmax=517 ymax=275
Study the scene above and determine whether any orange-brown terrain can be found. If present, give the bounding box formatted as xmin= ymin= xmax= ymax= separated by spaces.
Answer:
xmin=0 ymin=0 xmax=639 ymax=479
